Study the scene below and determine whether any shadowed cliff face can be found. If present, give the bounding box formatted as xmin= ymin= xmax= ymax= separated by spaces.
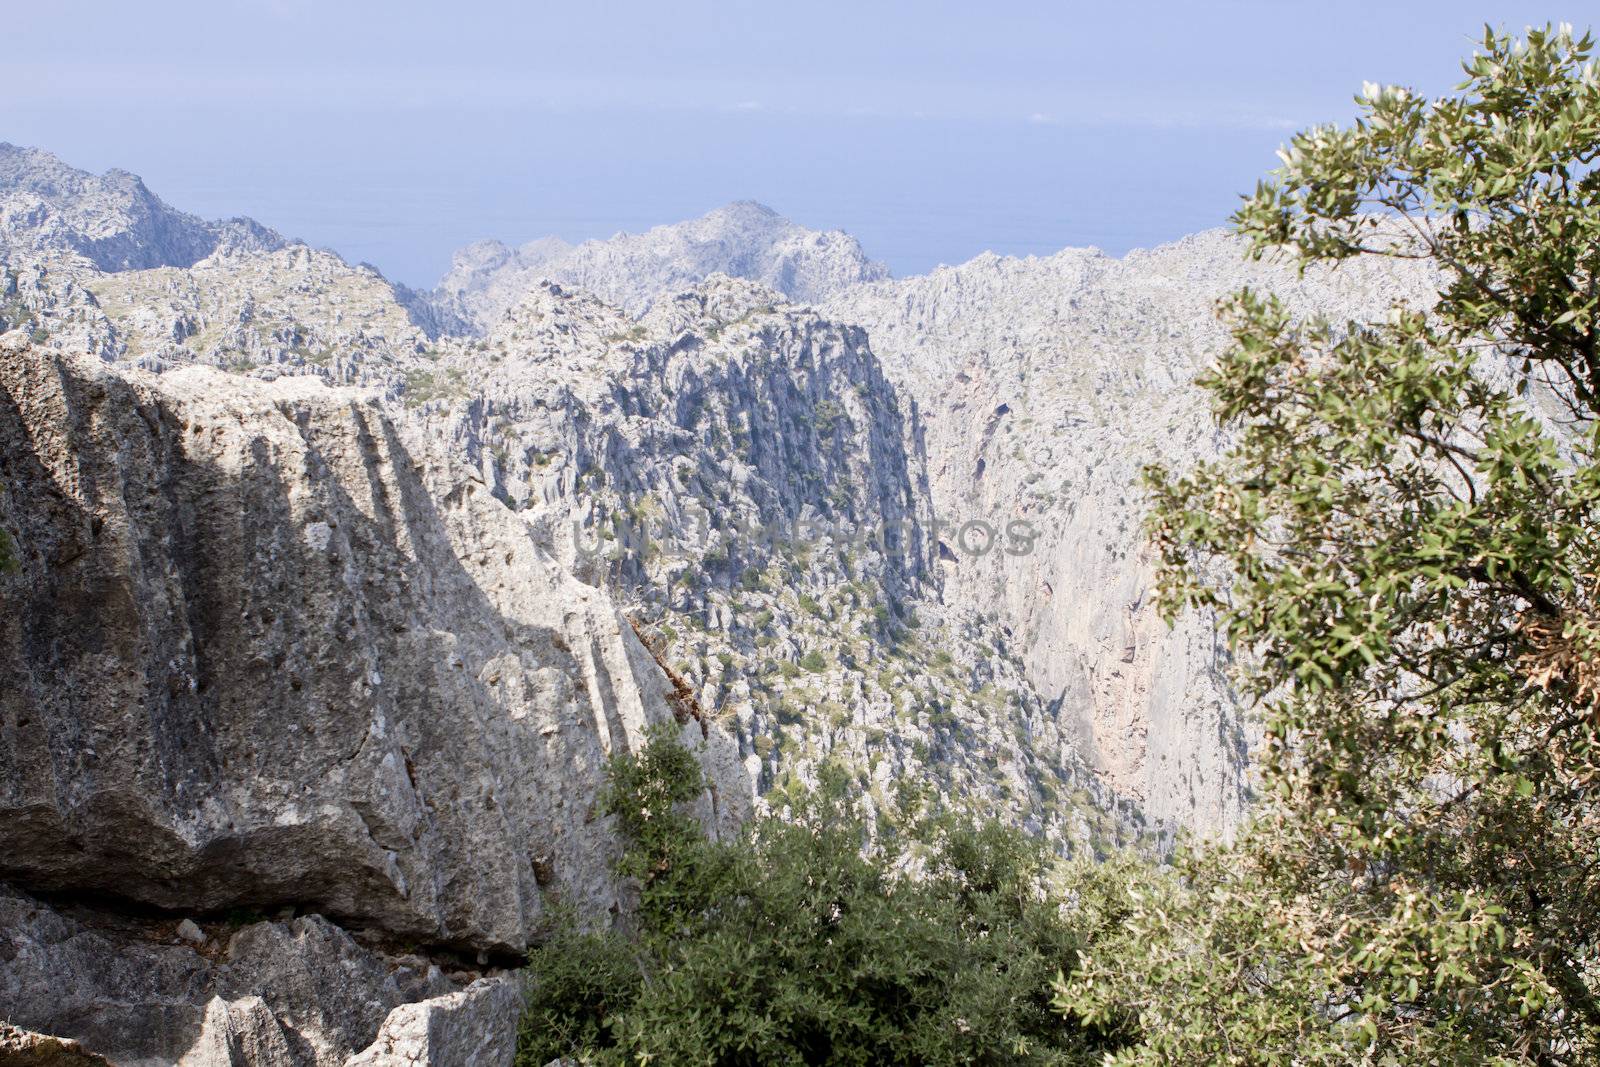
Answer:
xmin=0 ymin=340 xmax=749 ymax=955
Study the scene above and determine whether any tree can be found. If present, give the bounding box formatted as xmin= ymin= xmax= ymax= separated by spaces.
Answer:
xmin=1058 ymin=25 xmax=1600 ymax=1065
xmin=518 ymin=727 xmax=1117 ymax=1066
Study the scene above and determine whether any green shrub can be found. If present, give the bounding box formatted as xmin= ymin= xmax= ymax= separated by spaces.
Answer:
xmin=402 ymin=367 xmax=468 ymax=407
xmin=517 ymin=729 xmax=1114 ymax=1065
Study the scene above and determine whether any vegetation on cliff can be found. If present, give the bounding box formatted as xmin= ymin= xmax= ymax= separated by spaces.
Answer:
xmin=517 ymin=727 xmax=1119 ymax=1065
xmin=522 ymin=25 xmax=1600 ymax=1066
xmin=1060 ymin=24 xmax=1600 ymax=1064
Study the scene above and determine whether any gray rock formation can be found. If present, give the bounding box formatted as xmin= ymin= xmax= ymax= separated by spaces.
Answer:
xmin=0 ymin=148 xmax=1449 ymax=1062
xmin=431 ymin=200 xmax=888 ymax=329
xmin=823 ymin=232 xmax=1440 ymax=833
xmin=0 ymin=145 xmax=288 ymax=273
xmin=0 ymin=328 xmax=758 ymax=1061
xmin=0 ymin=882 xmax=516 ymax=1066
xmin=345 ymin=978 xmax=521 ymax=1067
xmin=425 ymin=275 xmax=1134 ymax=852
xmin=0 ymin=338 xmax=748 ymax=952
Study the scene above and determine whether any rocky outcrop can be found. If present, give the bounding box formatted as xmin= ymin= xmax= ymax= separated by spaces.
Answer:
xmin=0 ymin=1022 xmax=112 ymax=1066
xmin=345 ymin=978 xmax=521 ymax=1067
xmin=0 ymin=337 xmax=749 ymax=955
xmin=0 ymin=145 xmax=288 ymax=273
xmin=0 ymin=882 xmax=520 ymax=1067
xmin=422 ymin=275 xmax=1139 ymax=853
xmin=432 ymin=201 xmax=888 ymax=329
xmin=79 ymin=245 xmax=436 ymax=382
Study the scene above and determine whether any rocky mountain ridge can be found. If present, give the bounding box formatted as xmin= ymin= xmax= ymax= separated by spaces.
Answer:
xmin=0 ymin=143 xmax=289 ymax=273
xmin=823 ymin=233 xmax=1440 ymax=831
xmin=431 ymin=199 xmax=889 ymax=329
xmin=0 ymin=144 xmax=1438 ymax=1063
xmin=423 ymin=274 xmax=1135 ymax=851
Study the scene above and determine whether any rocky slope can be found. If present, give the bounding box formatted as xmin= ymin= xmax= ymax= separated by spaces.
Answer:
xmin=0 ymin=143 xmax=288 ymax=272
xmin=823 ymin=234 xmax=1439 ymax=832
xmin=432 ymin=200 xmax=888 ymax=329
xmin=0 ymin=145 xmax=1444 ymax=1063
xmin=422 ymin=275 xmax=1137 ymax=853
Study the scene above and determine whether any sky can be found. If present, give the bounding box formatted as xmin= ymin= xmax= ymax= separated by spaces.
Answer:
xmin=4 ymin=1 xmax=1577 ymax=287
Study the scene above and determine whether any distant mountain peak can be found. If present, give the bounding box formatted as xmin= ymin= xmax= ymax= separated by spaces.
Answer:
xmin=432 ymin=201 xmax=888 ymax=330
xmin=0 ymin=144 xmax=290 ymax=272
xmin=713 ymin=199 xmax=782 ymax=219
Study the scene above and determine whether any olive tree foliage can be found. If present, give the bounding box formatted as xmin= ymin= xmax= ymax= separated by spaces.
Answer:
xmin=1057 ymin=25 xmax=1600 ymax=1065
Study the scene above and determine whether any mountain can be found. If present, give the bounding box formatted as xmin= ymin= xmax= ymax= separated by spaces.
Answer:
xmin=0 ymin=143 xmax=289 ymax=271
xmin=0 ymin=336 xmax=749 ymax=1063
xmin=0 ymin=158 xmax=1124 ymax=1062
xmin=823 ymin=233 xmax=1440 ymax=832
xmin=425 ymin=274 xmax=1136 ymax=852
xmin=0 ymin=149 xmax=1438 ymax=1063
xmin=431 ymin=200 xmax=889 ymax=329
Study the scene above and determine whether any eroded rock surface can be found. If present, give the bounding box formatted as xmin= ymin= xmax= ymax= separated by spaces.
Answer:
xmin=0 ymin=883 xmax=520 ymax=1067
xmin=345 ymin=977 xmax=522 ymax=1067
xmin=824 ymin=233 xmax=1439 ymax=831
xmin=0 ymin=144 xmax=287 ymax=273
xmin=0 ymin=1020 xmax=112 ymax=1066
xmin=0 ymin=339 xmax=747 ymax=956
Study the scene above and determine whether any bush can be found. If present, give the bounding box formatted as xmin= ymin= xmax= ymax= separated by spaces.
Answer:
xmin=518 ymin=728 xmax=1114 ymax=1065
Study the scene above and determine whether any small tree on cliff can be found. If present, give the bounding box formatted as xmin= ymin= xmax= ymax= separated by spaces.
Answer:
xmin=1059 ymin=24 xmax=1600 ymax=1065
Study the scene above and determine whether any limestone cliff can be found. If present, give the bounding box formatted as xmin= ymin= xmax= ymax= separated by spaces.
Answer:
xmin=0 ymin=335 xmax=747 ymax=1062
xmin=823 ymin=232 xmax=1440 ymax=832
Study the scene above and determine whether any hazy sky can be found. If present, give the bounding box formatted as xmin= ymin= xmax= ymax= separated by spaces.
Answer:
xmin=5 ymin=2 xmax=1575 ymax=286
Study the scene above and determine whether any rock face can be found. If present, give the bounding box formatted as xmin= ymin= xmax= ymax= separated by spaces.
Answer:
xmin=432 ymin=200 xmax=889 ymax=329
xmin=0 ymin=339 xmax=747 ymax=952
xmin=823 ymin=233 xmax=1439 ymax=832
xmin=0 ymin=144 xmax=288 ymax=272
xmin=423 ymin=275 xmax=1135 ymax=852
xmin=0 ymin=882 xmax=518 ymax=1067
xmin=0 ymin=330 xmax=753 ymax=1062
xmin=344 ymin=978 xmax=522 ymax=1067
